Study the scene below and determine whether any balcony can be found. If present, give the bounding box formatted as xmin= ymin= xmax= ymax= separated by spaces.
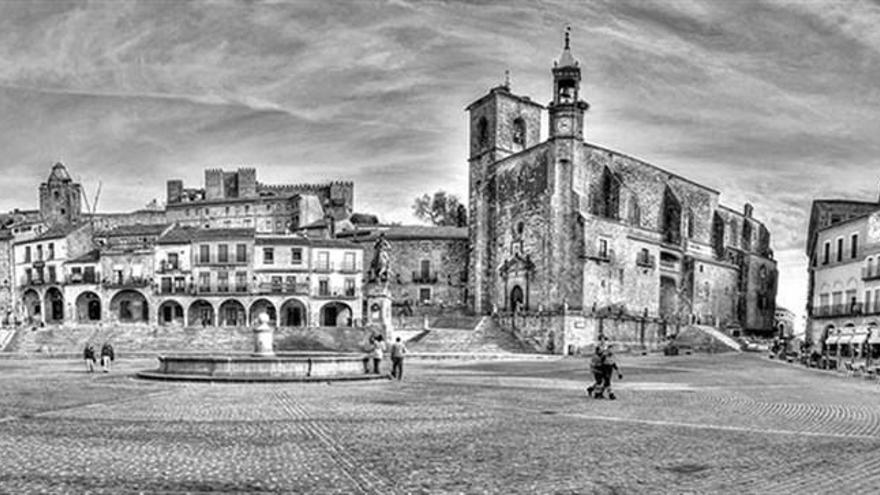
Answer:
xmin=412 ymin=271 xmax=439 ymax=284
xmin=102 ymin=277 xmax=151 ymax=289
xmin=66 ymin=274 xmax=99 ymax=285
xmin=812 ymin=303 xmax=863 ymax=318
xmin=313 ymin=287 xmax=359 ymax=299
xmin=192 ymin=283 xmax=250 ymax=296
xmin=862 ymin=267 xmax=880 ymax=281
xmin=635 ymin=253 xmax=656 ymax=269
xmin=312 ymin=262 xmax=334 ymax=274
xmin=338 ymin=263 xmax=360 ymax=274
xmin=156 ymin=260 xmax=185 ymax=274
xmin=255 ymin=282 xmax=310 ymax=295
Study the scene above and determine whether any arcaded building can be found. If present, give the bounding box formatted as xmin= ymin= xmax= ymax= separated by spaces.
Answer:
xmin=467 ymin=32 xmax=777 ymax=333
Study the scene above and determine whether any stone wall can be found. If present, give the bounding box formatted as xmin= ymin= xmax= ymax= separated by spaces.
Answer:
xmin=0 ymin=236 xmax=12 ymax=321
xmin=495 ymin=311 xmax=670 ymax=355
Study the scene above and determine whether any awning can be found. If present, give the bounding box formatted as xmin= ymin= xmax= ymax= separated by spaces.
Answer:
xmin=825 ymin=335 xmax=840 ymax=345
xmin=837 ymin=335 xmax=853 ymax=345
xmin=868 ymin=333 xmax=880 ymax=344
xmin=852 ymin=333 xmax=870 ymax=345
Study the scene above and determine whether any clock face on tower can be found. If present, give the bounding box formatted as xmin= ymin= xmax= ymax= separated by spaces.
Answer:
xmin=556 ymin=118 xmax=570 ymax=134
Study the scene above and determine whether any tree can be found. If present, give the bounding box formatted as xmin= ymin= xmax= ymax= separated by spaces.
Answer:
xmin=412 ymin=190 xmax=467 ymax=227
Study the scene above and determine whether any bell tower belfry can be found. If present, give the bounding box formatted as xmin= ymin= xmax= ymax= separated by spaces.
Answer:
xmin=465 ymin=76 xmax=544 ymax=314
xmin=549 ymin=27 xmax=589 ymax=140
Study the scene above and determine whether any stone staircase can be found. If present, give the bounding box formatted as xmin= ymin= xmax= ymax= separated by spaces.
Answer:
xmin=673 ymin=325 xmax=743 ymax=353
xmin=0 ymin=329 xmax=15 ymax=351
xmin=408 ymin=317 xmax=531 ymax=354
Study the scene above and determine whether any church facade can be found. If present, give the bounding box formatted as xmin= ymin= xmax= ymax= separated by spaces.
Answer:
xmin=467 ymin=32 xmax=777 ymax=334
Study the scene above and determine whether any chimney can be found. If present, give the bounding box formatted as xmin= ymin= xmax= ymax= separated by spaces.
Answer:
xmin=743 ymin=203 xmax=753 ymax=218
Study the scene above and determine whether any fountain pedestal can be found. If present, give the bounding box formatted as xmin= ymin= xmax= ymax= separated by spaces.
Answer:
xmin=252 ymin=313 xmax=275 ymax=357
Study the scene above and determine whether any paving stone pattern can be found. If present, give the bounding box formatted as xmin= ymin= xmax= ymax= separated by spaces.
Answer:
xmin=2 ymin=354 xmax=880 ymax=493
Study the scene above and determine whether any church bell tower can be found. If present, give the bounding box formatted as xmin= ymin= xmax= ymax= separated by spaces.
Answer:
xmin=549 ymin=27 xmax=589 ymax=140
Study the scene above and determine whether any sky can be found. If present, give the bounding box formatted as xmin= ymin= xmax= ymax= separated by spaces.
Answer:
xmin=2 ymin=0 xmax=880 ymax=322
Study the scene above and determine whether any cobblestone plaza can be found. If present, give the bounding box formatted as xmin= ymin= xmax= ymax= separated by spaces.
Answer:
xmin=0 ymin=355 xmax=878 ymax=493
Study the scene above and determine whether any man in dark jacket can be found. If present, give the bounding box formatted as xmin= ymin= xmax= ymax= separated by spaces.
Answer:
xmin=586 ymin=346 xmax=606 ymax=398
xmin=601 ymin=346 xmax=623 ymax=400
xmin=83 ymin=344 xmax=96 ymax=373
xmin=100 ymin=342 xmax=115 ymax=373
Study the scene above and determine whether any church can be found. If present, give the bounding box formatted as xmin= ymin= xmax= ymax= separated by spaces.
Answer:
xmin=467 ymin=30 xmax=777 ymax=337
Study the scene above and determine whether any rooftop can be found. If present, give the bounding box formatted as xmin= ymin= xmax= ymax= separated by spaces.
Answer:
xmin=338 ymin=225 xmax=468 ymax=242
xmin=158 ymin=226 xmax=255 ymax=244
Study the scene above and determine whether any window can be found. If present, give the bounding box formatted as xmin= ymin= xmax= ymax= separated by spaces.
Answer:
xmin=167 ymin=253 xmax=179 ymax=270
xmin=24 ymin=246 xmax=31 ymax=263
xmin=420 ymin=259 xmax=431 ymax=279
xmin=852 ymin=234 xmax=859 ymax=259
xmin=285 ymin=276 xmax=296 ymax=290
xmin=236 ymin=272 xmax=247 ymax=292
xmin=344 ymin=278 xmax=356 ymax=296
xmin=477 ymin=117 xmax=489 ymax=149
xmin=319 ymin=278 xmax=329 ymax=296
xmin=84 ymin=266 xmax=96 ymax=283
xmin=47 ymin=266 xmax=56 ymax=283
xmin=161 ymin=277 xmax=172 ymax=294
xmin=24 ymin=268 xmax=32 ymax=284
xmin=198 ymin=272 xmax=211 ymax=292
xmin=271 ymin=276 xmax=283 ymax=288
xmin=245 ymin=205 xmax=250 ymax=214
xmin=236 ymin=244 xmax=247 ymax=263
xmin=291 ymin=248 xmax=303 ymax=264
xmin=343 ymin=252 xmax=356 ymax=271
xmin=36 ymin=245 xmax=43 ymax=261
xmin=512 ymin=117 xmax=525 ymax=146
xmin=174 ymin=277 xmax=186 ymax=293
xmin=217 ymin=271 xmax=229 ymax=292
xmin=866 ymin=291 xmax=872 ymax=314
xmin=316 ymin=251 xmax=329 ymax=271
xmin=823 ymin=241 xmax=830 ymax=265
xmin=199 ymin=245 xmax=210 ymax=264
xmin=263 ymin=247 xmax=274 ymax=265
xmin=47 ymin=243 xmax=54 ymax=260
xmin=225 ymin=206 xmax=230 ymax=215
xmin=598 ymin=239 xmax=609 ymax=259
xmin=419 ymin=288 xmax=432 ymax=303
xmin=218 ymin=244 xmax=229 ymax=263
xmin=837 ymin=237 xmax=844 ymax=262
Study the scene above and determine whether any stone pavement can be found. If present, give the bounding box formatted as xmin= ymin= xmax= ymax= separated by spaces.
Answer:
xmin=1 ymin=354 xmax=880 ymax=493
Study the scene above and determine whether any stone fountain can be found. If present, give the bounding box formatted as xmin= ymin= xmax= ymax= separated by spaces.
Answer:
xmin=137 ymin=313 xmax=383 ymax=382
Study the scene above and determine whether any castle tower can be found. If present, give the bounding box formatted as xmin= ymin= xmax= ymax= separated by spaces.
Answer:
xmin=548 ymin=27 xmax=589 ymax=140
xmin=39 ymin=162 xmax=83 ymax=227
xmin=465 ymin=75 xmax=544 ymax=314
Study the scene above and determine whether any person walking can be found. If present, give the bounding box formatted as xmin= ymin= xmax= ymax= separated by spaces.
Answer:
xmin=586 ymin=345 xmax=606 ymax=398
xmin=370 ymin=334 xmax=386 ymax=375
xmin=100 ymin=342 xmax=115 ymax=373
xmin=390 ymin=337 xmax=407 ymax=380
xmin=83 ymin=343 xmax=97 ymax=373
xmin=601 ymin=346 xmax=623 ymax=400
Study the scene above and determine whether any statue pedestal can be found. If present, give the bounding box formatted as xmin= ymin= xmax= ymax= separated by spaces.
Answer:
xmin=365 ymin=282 xmax=394 ymax=338
xmin=252 ymin=313 xmax=275 ymax=357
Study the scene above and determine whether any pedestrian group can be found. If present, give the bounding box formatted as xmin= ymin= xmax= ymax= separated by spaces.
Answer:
xmin=366 ymin=334 xmax=407 ymax=380
xmin=586 ymin=344 xmax=623 ymax=400
xmin=83 ymin=341 xmax=114 ymax=373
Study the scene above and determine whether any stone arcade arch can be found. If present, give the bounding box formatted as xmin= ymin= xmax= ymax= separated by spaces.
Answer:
xmin=320 ymin=302 xmax=352 ymax=327
xmin=45 ymin=287 xmax=64 ymax=323
xmin=158 ymin=300 xmax=184 ymax=326
xmin=188 ymin=300 xmax=214 ymax=327
xmin=280 ymin=299 xmax=307 ymax=327
xmin=110 ymin=290 xmax=149 ymax=323
xmin=75 ymin=291 xmax=101 ymax=322
xmin=22 ymin=289 xmax=41 ymax=323
xmin=219 ymin=299 xmax=246 ymax=327
xmin=249 ymin=299 xmax=277 ymax=326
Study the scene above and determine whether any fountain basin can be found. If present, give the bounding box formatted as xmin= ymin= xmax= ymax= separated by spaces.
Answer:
xmin=136 ymin=352 xmax=387 ymax=382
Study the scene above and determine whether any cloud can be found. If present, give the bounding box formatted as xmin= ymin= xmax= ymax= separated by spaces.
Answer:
xmin=0 ymin=0 xmax=876 ymax=313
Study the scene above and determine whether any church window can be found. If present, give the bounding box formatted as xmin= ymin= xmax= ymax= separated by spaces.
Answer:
xmin=477 ymin=117 xmax=489 ymax=149
xmin=597 ymin=167 xmax=620 ymax=220
xmin=512 ymin=118 xmax=526 ymax=146
xmin=661 ymin=187 xmax=682 ymax=246
xmin=53 ymin=191 xmax=59 ymax=200
xmin=822 ymin=241 xmax=830 ymax=264
xmin=628 ymin=197 xmax=640 ymax=227
xmin=687 ymin=211 xmax=695 ymax=239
